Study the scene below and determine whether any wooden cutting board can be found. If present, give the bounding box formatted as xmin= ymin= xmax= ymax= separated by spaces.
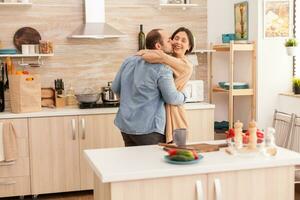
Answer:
xmin=159 ymin=143 xmax=228 ymax=153
xmin=13 ymin=27 xmax=41 ymax=51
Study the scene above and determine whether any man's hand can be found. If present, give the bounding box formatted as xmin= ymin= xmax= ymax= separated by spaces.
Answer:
xmin=136 ymin=50 xmax=165 ymax=64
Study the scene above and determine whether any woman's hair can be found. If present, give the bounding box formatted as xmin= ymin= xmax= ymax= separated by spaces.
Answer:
xmin=146 ymin=29 xmax=163 ymax=50
xmin=171 ymin=27 xmax=194 ymax=54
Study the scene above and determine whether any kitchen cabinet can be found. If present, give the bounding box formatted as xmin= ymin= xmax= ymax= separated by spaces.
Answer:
xmin=86 ymin=144 xmax=296 ymax=200
xmin=97 ymin=166 xmax=293 ymax=200
xmin=0 ymin=118 xmax=30 ymax=198
xmin=29 ymin=114 xmax=124 ymax=195
xmin=29 ymin=116 xmax=81 ymax=195
xmin=207 ymin=167 xmax=293 ymax=200
xmin=186 ymin=109 xmax=214 ymax=142
xmin=79 ymin=114 xmax=123 ymax=190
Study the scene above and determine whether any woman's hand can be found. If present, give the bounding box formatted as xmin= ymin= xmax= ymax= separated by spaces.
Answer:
xmin=136 ymin=50 xmax=165 ymax=64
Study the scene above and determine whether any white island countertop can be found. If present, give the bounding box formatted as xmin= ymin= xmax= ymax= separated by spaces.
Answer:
xmin=0 ymin=102 xmax=214 ymax=119
xmin=84 ymin=143 xmax=300 ymax=183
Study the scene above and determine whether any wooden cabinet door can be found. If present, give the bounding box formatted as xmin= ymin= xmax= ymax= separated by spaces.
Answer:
xmin=186 ymin=109 xmax=214 ymax=143
xmin=29 ymin=116 xmax=80 ymax=194
xmin=79 ymin=114 xmax=123 ymax=190
xmin=0 ymin=118 xmax=31 ymax=197
xmin=207 ymin=166 xmax=294 ymax=200
xmin=110 ymin=174 xmax=208 ymax=200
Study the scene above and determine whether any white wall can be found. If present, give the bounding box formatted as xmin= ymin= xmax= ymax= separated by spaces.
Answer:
xmin=208 ymin=0 xmax=292 ymax=130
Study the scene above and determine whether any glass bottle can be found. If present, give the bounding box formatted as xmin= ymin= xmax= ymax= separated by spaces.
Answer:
xmin=263 ymin=127 xmax=277 ymax=156
xmin=138 ymin=24 xmax=146 ymax=50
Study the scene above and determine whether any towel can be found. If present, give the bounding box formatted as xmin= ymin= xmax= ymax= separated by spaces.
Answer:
xmin=3 ymin=121 xmax=18 ymax=162
xmin=165 ymin=58 xmax=193 ymax=143
xmin=0 ymin=122 xmax=4 ymax=162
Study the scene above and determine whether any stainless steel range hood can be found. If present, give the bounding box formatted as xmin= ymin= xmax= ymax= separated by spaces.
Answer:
xmin=69 ymin=0 xmax=125 ymax=39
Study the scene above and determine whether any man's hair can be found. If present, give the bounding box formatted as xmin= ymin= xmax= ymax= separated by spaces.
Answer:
xmin=146 ymin=29 xmax=163 ymax=50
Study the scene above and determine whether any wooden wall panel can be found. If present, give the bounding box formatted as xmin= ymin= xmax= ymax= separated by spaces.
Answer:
xmin=0 ymin=0 xmax=207 ymax=101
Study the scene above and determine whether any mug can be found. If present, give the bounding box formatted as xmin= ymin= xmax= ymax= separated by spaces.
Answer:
xmin=21 ymin=45 xmax=29 ymax=54
xmin=173 ymin=128 xmax=187 ymax=147
xmin=28 ymin=45 xmax=35 ymax=54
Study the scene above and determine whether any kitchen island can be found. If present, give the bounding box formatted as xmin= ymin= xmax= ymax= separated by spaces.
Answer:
xmin=84 ymin=143 xmax=300 ymax=200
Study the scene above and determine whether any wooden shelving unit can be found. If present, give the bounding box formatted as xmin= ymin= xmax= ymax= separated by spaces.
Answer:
xmin=210 ymin=41 xmax=256 ymax=129
xmin=158 ymin=3 xmax=199 ymax=10
xmin=192 ymin=49 xmax=216 ymax=54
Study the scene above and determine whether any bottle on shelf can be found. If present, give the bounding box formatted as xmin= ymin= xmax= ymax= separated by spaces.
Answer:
xmin=138 ymin=24 xmax=146 ymax=50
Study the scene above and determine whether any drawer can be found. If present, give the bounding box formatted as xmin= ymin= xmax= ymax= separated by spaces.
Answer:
xmin=0 ymin=176 xmax=30 ymax=197
xmin=0 ymin=157 xmax=29 ymax=178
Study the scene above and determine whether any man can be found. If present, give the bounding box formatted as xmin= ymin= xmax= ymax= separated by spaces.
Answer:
xmin=112 ymin=29 xmax=186 ymax=146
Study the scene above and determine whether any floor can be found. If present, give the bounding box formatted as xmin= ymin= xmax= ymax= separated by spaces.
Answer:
xmin=296 ymin=184 xmax=300 ymax=200
xmin=4 ymin=191 xmax=93 ymax=200
xmin=3 ymin=187 xmax=300 ymax=199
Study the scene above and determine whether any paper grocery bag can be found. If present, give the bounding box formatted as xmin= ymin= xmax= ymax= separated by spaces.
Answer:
xmin=9 ymin=75 xmax=41 ymax=113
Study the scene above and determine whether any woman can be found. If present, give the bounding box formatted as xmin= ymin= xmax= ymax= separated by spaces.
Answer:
xmin=138 ymin=27 xmax=194 ymax=143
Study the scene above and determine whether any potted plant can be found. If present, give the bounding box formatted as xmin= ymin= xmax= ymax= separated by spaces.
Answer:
xmin=285 ymin=38 xmax=298 ymax=56
xmin=293 ymin=77 xmax=300 ymax=94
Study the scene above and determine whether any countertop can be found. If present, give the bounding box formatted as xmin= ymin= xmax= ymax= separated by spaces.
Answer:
xmin=84 ymin=141 xmax=300 ymax=183
xmin=0 ymin=102 xmax=214 ymax=119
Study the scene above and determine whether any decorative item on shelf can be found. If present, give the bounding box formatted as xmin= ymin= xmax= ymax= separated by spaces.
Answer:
xmin=293 ymin=77 xmax=300 ymax=94
xmin=13 ymin=27 xmax=41 ymax=52
xmin=234 ymin=1 xmax=248 ymax=42
xmin=138 ymin=24 xmax=145 ymax=51
xmin=168 ymin=0 xmax=183 ymax=4
xmin=39 ymin=40 xmax=53 ymax=54
xmin=218 ymin=82 xmax=249 ymax=90
xmin=160 ymin=0 xmax=169 ymax=4
xmin=222 ymin=34 xmax=235 ymax=43
xmin=0 ymin=49 xmax=17 ymax=55
xmin=285 ymin=38 xmax=298 ymax=56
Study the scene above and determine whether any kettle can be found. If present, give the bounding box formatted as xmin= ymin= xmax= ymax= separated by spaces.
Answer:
xmin=101 ymin=81 xmax=119 ymax=102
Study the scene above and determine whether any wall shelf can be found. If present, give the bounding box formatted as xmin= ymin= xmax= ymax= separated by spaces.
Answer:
xmin=192 ymin=49 xmax=215 ymax=54
xmin=158 ymin=3 xmax=199 ymax=10
xmin=0 ymin=2 xmax=32 ymax=6
xmin=213 ymin=43 xmax=254 ymax=52
xmin=0 ymin=54 xmax=54 ymax=58
xmin=212 ymin=87 xmax=254 ymax=96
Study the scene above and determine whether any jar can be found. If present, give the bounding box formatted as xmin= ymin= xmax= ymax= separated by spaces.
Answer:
xmin=39 ymin=41 xmax=53 ymax=54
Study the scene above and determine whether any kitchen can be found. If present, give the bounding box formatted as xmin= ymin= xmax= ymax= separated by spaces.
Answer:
xmin=0 ymin=0 xmax=300 ymax=200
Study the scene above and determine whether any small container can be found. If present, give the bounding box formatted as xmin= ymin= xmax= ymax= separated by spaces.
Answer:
xmin=263 ymin=127 xmax=277 ymax=156
xmin=21 ymin=45 xmax=29 ymax=54
xmin=39 ymin=41 xmax=53 ymax=54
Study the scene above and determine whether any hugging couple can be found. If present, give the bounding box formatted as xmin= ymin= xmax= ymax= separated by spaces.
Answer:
xmin=112 ymin=27 xmax=194 ymax=146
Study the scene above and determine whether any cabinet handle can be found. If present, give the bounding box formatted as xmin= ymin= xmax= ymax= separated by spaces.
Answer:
xmin=0 ymin=161 xmax=15 ymax=166
xmin=81 ymin=118 xmax=86 ymax=140
xmin=0 ymin=180 xmax=16 ymax=185
xmin=214 ymin=178 xmax=222 ymax=200
xmin=196 ymin=180 xmax=204 ymax=200
xmin=71 ymin=119 xmax=76 ymax=140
